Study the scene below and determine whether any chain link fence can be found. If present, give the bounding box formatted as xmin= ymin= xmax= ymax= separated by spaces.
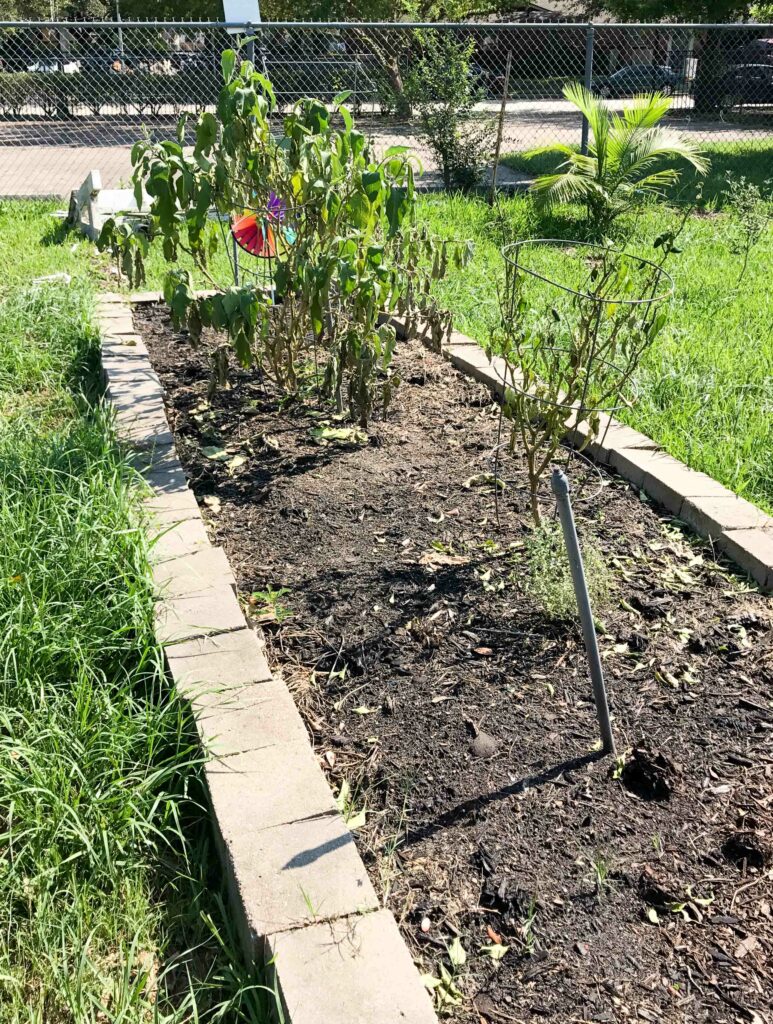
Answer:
xmin=1 ymin=20 xmax=772 ymax=197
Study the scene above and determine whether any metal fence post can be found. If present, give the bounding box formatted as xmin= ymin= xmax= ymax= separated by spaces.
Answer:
xmin=580 ymin=23 xmax=595 ymax=155
xmin=551 ymin=468 xmax=615 ymax=755
xmin=245 ymin=22 xmax=255 ymax=66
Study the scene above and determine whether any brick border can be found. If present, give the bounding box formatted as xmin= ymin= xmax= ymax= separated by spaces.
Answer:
xmin=383 ymin=314 xmax=773 ymax=592
xmin=97 ymin=291 xmax=438 ymax=1024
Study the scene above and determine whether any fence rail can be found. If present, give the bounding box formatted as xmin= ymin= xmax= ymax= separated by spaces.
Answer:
xmin=1 ymin=19 xmax=771 ymax=197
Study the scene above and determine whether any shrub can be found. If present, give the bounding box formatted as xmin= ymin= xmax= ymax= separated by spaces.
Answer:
xmin=0 ymin=69 xmax=218 ymax=118
xmin=408 ymin=31 xmax=492 ymax=191
xmin=99 ymin=50 xmax=471 ymax=427
xmin=724 ymin=175 xmax=771 ymax=284
xmin=0 ymin=71 xmax=35 ymax=116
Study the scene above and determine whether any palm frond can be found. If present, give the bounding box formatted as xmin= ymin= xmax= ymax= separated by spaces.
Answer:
xmin=531 ymin=170 xmax=605 ymax=208
xmin=634 ymin=169 xmax=681 ymax=191
xmin=566 ymin=152 xmax=599 ymax=175
xmin=562 ymin=82 xmax=609 ymax=168
xmin=623 ymin=127 xmax=710 ymax=180
xmin=622 ymin=92 xmax=674 ymax=131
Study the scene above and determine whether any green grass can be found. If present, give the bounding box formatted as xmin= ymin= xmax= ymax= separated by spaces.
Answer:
xmin=0 ymin=203 xmax=276 ymax=1022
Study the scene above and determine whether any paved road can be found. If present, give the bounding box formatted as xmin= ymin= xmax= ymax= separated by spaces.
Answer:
xmin=1 ymin=97 xmax=770 ymax=197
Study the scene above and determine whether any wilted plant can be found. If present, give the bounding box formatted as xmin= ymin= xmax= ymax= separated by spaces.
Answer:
xmin=494 ymin=219 xmax=689 ymax=526
xmin=99 ymin=48 xmax=471 ymax=426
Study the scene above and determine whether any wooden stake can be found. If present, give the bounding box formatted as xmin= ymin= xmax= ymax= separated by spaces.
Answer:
xmin=489 ymin=49 xmax=513 ymax=205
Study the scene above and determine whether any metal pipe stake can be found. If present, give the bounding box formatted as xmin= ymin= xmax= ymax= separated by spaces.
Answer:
xmin=551 ymin=467 xmax=615 ymax=755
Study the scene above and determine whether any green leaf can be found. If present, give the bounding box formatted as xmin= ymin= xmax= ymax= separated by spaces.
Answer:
xmin=385 ymin=186 xmax=408 ymax=237
xmin=448 ymin=936 xmax=466 ymax=968
xmin=195 ymin=112 xmax=217 ymax=155
xmin=346 ymin=192 xmax=371 ymax=230
xmin=221 ymin=49 xmax=236 ymax=84
xmin=361 ymin=170 xmax=382 ymax=205
xmin=202 ymin=446 xmax=229 ymax=461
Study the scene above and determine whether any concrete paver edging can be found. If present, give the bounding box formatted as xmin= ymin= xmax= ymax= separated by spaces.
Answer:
xmin=96 ymin=291 xmax=438 ymax=1024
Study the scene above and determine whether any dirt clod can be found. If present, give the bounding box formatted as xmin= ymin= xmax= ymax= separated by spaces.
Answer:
xmin=721 ymin=831 xmax=772 ymax=871
xmin=470 ymin=731 xmax=499 ymax=759
xmin=620 ymin=747 xmax=676 ymax=802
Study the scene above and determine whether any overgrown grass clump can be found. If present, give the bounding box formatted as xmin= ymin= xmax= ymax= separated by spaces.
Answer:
xmin=0 ymin=210 xmax=273 ymax=1022
xmin=522 ymin=520 xmax=612 ymax=620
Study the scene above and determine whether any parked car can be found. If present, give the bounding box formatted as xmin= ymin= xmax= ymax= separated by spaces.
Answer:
xmin=26 ymin=59 xmax=80 ymax=74
xmin=172 ymin=50 xmax=221 ymax=73
xmin=592 ymin=63 xmax=682 ymax=97
xmin=720 ymin=63 xmax=773 ymax=106
xmin=739 ymin=37 xmax=773 ymax=64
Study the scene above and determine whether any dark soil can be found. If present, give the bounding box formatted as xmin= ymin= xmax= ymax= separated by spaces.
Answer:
xmin=138 ymin=302 xmax=773 ymax=1024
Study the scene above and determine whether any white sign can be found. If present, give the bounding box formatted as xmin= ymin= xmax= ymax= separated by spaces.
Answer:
xmin=222 ymin=0 xmax=261 ymax=32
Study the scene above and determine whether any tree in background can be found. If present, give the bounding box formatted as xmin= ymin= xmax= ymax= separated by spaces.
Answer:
xmin=0 ymin=0 xmax=220 ymax=17
xmin=580 ymin=2 xmax=764 ymax=115
xmin=262 ymin=2 xmax=534 ymax=115
xmin=0 ymin=0 xmax=107 ymax=17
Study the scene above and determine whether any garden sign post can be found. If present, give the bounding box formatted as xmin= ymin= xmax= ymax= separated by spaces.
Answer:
xmin=551 ymin=467 xmax=616 ymax=755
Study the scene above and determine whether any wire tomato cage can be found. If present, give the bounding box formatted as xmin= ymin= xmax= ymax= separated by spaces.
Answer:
xmin=494 ymin=238 xmax=675 ymax=505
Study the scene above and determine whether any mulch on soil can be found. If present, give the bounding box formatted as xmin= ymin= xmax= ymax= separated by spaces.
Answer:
xmin=137 ymin=302 xmax=773 ymax=1024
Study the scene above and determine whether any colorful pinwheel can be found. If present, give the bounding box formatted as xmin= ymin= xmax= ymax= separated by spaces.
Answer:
xmin=231 ymin=192 xmax=297 ymax=259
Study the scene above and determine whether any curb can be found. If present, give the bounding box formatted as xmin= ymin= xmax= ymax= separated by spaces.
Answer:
xmin=386 ymin=314 xmax=773 ymax=592
xmin=96 ymin=291 xmax=438 ymax=1024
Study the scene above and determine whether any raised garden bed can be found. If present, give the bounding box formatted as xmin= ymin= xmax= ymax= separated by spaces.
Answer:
xmin=136 ymin=301 xmax=773 ymax=1024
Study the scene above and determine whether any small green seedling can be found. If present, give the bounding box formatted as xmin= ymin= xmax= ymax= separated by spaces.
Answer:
xmin=249 ymin=585 xmax=291 ymax=623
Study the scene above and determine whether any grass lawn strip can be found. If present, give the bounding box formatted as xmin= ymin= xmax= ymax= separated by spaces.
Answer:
xmin=0 ymin=201 xmax=275 ymax=1023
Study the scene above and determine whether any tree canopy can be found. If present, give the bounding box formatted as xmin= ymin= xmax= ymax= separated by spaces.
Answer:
xmin=0 ymin=0 xmax=226 ymax=19
xmin=0 ymin=0 xmax=536 ymax=20
xmin=581 ymin=0 xmax=756 ymax=22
